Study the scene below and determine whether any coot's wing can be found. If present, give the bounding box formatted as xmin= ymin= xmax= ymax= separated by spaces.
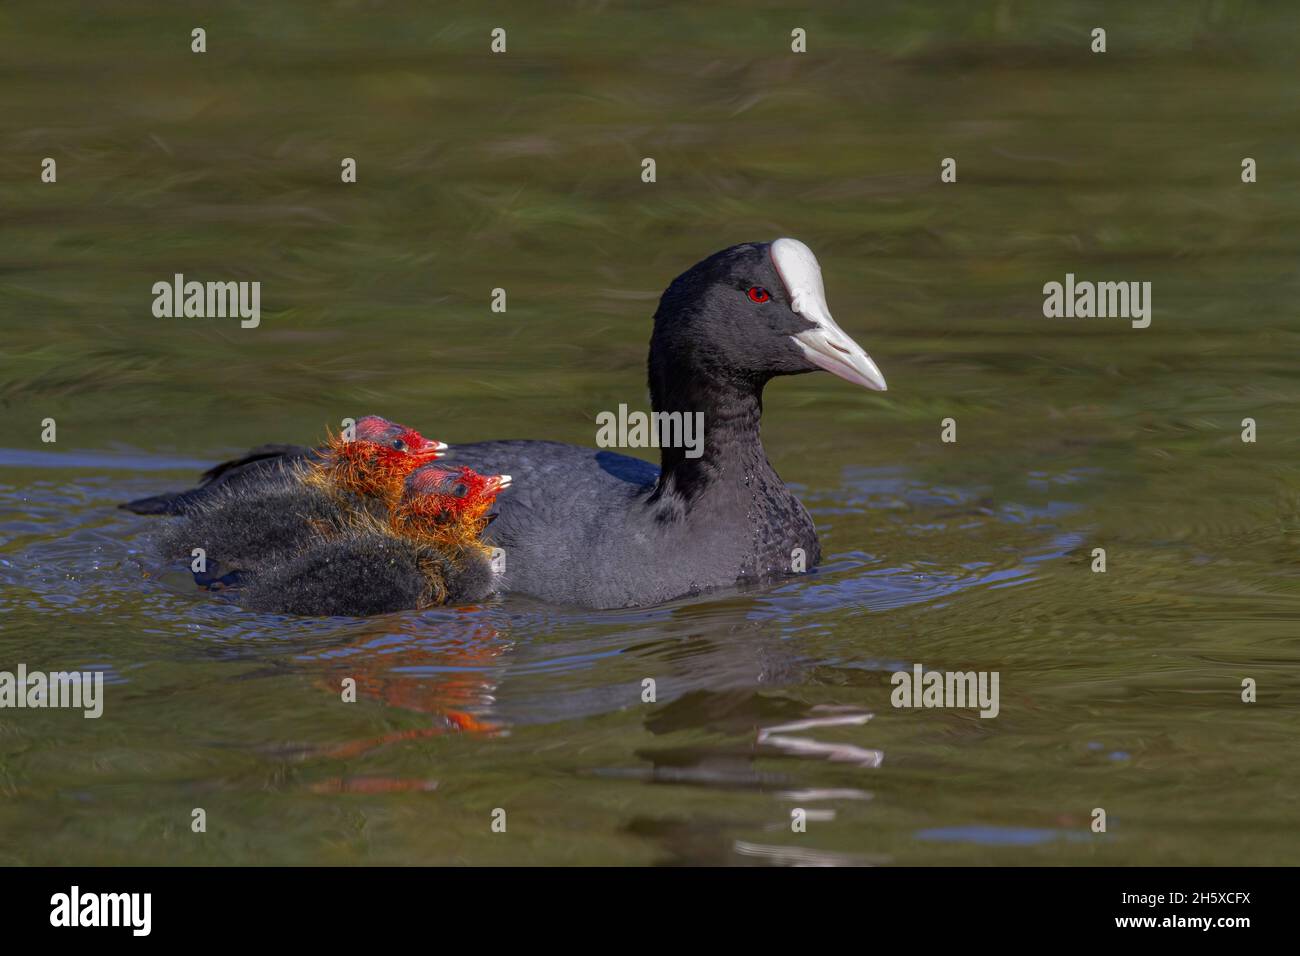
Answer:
xmin=195 ymin=444 xmax=306 ymax=484
xmin=120 ymin=444 xmax=317 ymax=515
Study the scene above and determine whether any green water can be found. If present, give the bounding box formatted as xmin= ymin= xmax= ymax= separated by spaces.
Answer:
xmin=1 ymin=1 xmax=1298 ymax=865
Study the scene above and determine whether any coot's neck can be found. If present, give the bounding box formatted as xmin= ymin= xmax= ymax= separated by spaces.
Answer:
xmin=648 ymin=370 xmax=774 ymax=506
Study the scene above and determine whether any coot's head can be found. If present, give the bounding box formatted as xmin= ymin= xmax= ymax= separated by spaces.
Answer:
xmin=351 ymin=415 xmax=447 ymax=463
xmin=318 ymin=415 xmax=446 ymax=499
xmin=649 ymin=238 xmax=886 ymax=402
xmin=394 ymin=465 xmax=512 ymax=544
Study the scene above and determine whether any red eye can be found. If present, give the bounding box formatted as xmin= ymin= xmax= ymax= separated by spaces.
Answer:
xmin=747 ymin=287 xmax=770 ymax=303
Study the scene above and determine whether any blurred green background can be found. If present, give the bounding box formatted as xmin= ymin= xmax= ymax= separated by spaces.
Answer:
xmin=0 ymin=0 xmax=1297 ymax=865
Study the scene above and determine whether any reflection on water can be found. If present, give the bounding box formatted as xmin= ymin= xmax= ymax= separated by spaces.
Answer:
xmin=758 ymin=711 xmax=882 ymax=768
xmin=915 ymin=827 xmax=1093 ymax=847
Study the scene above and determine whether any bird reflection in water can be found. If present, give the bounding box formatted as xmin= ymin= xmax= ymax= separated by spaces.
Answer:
xmin=294 ymin=612 xmax=511 ymax=792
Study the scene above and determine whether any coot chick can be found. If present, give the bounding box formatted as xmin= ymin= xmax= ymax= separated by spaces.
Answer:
xmin=123 ymin=415 xmax=445 ymax=515
xmin=156 ymin=416 xmax=444 ymax=570
xmin=241 ymin=465 xmax=511 ymax=616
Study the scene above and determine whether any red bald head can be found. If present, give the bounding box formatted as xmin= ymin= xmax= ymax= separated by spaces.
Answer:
xmin=317 ymin=415 xmax=446 ymax=500
xmin=352 ymin=416 xmax=445 ymax=462
xmin=400 ymin=465 xmax=510 ymax=520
